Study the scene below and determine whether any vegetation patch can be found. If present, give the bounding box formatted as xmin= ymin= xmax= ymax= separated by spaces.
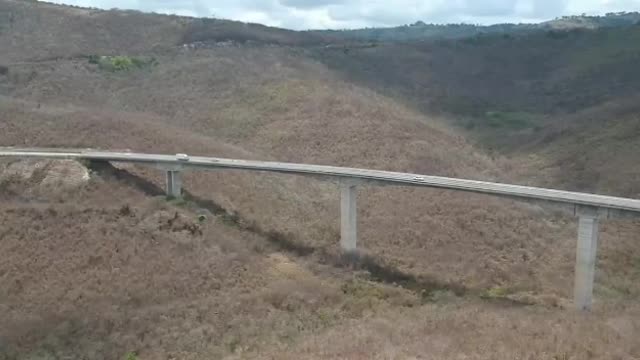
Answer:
xmin=88 ymin=55 xmax=158 ymax=72
xmin=341 ymin=279 xmax=390 ymax=301
xmin=316 ymin=12 xmax=640 ymax=41
xmin=480 ymin=285 xmax=511 ymax=300
xmin=478 ymin=286 xmax=540 ymax=306
xmin=567 ymin=26 xmax=640 ymax=72
xmin=124 ymin=352 xmax=139 ymax=360
xmin=483 ymin=111 xmax=537 ymax=129
xmin=426 ymin=289 xmax=458 ymax=303
xmin=340 ymin=278 xmax=420 ymax=315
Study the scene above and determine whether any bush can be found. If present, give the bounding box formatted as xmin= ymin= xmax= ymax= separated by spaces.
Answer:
xmin=111 ymin=56 xmax=134 ymax=71
xmin=87 ymin=55 xmax=100 ymax=64
xmin=0 ymin=65 xmax=8 ymax=76
xmin=124 ymin=352 xmax=139 ymax=360
xmin=481 ymin=286 xmax=510 ymax=299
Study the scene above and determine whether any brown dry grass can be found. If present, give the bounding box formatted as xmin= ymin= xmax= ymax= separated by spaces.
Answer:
xmin=1 ymin=2 xmax=640 ymax=359
xmin=0 ymin=0 xmax=326 ymax=65
xmin=4 ymin=167 xmax=636 ymax=360
xmin=3 ymin=69 xmax=640 ymax=358
xmin=0 ymin=161 xmax=397 ymax=359
xmin=0 ymin=0 xmax=185 ymax=63
xmin=509 ymin=96 xmax=640 ymax=198
xmin=256 ymin=300 xmax=640 ymax=360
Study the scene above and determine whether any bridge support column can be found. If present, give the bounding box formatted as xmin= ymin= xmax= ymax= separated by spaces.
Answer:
xmin=340 ymin=182 xmax=358 ymax=253
xmin=166 ymin=170 xmax=182 ymax=199
xmin=574 ymin=213 xmax=599 ymax=311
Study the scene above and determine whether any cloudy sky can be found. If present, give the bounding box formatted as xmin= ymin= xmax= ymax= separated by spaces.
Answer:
xmin=46 ymin=0 xmax=640 ymax=30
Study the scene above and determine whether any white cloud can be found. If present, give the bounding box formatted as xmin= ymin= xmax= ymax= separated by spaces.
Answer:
xmin=567 ymin=0 xmax=640 ymax=14
xmin=43 ymin=0 xmax=640 ymax=29
xmin=154 ymin=8 xmax=199 ymax=17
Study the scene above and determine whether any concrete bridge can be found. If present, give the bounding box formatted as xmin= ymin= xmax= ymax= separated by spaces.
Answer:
xmin=2 ymin=147 xmax=640 ymax=311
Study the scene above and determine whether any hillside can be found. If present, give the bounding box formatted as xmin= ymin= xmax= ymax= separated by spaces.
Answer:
xmin=313 ymin=24 xmax=640 ymax=116
xmin=505 ymin=96 xmax=640 ymax=197
xmin=314 ymin=12 xmax=640 ymax=41
xmin=1 ymin=1 xmax=640 ymax=359
xmin=0 ymin=0 xmax=328 ymax=64
xmin=4 ymin=83 xmax=640 ymax=360
xmin=311 ymin=24 xmax=640 ymax=196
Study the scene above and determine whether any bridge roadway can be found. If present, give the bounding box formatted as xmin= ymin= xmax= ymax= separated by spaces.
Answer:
xmin=2 ymin=147 xmax=639 ymax=310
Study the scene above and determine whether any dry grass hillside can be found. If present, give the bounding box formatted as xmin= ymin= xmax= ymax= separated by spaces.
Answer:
xmin=315 ymin=12 xmax=640 ymax=41
xmin=2 ymin=165 xmax=639 ymax=359
xmin=1 ymin=1 xmax=640 ymax=359
xmin=3 ymin=46 xmax=494 ymax=174
xmin=314 ymin=25 xmax=640 ymax=116
xmin=2 ymin=160 xmax=420 ymax=359
xmin=0 ymin=0 xmax=327 ymax=64
xmin=507 ymin=96 xmax=640 ymax=197
xmin=0 ymin=0 xmax=183 ymax=63
xmin=311 ymin=25 xmax=640 ymax=196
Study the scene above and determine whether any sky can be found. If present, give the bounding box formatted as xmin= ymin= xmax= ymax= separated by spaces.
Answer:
xmin=46 ymin=0 xmax=640 ymax=30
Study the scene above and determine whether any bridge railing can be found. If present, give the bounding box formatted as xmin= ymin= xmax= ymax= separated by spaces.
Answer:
xmin=2 ymin=147 xmax=640 ymax=311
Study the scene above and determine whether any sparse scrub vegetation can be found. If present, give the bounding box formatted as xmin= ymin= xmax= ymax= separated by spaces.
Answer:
xmin=483 ymin=111 xmax=537 ymax=129
xmin=481 ymin=285 xmax=511 ymax=299
xmin=182 ymin=18 xmax=326 ymax=46
xmin=340 ymin=278 xmax=420 ymax=314
xmin=262 ymin=278 xmax=340 ymax=312
xmin=315 ymin=12 xmax=640 ymax=41
xmin=89 ymin=55 xmax=158 ymax=72
xmin=313 ymin=24 xmax=640 ymax=120
xmin=3 ymin=1 xmax=640 ymax=359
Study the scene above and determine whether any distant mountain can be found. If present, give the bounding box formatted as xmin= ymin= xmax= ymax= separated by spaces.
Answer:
xmin=313 ymin=22 xmax=640 ymax=116
xmin=314 ymin=12 xmax=640 ymax=41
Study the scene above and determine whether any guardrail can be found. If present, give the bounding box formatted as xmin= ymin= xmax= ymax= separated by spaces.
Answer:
xmin=2 ymin=147 xmax=639 ymax=311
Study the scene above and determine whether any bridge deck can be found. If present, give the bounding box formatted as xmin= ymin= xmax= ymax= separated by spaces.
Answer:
xmin=2 ymin=147 xmax=640 ymax=214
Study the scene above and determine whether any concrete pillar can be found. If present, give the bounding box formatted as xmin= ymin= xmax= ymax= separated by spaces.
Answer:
xmin=340 ymin=183 xmax=358 ymax=252
xmin=574 ymin=215 xmax=599 ymax=311
xmin=166 ymin=170 xmax=182 ymax=199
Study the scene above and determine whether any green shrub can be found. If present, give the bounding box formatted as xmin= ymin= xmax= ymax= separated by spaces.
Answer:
xmin=111 ymin=56 xmax=134 ymax=70
xmin=481 ymin=286 xmax=510 ymax=299
xmin=87 ymin=55 xmax=100 ymax=64
xmin=124 ymin=352 xmax=139 ymax=360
